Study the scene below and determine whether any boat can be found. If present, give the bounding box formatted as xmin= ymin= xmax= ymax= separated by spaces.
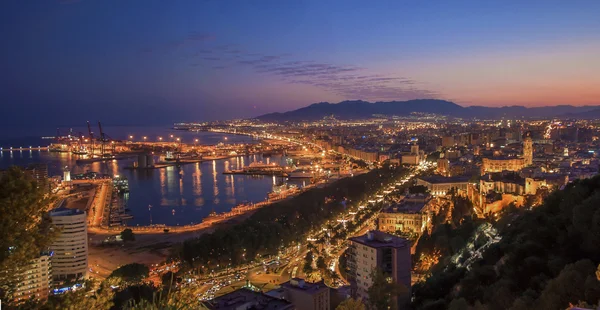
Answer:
xmin=113 ymin=176 xmax=129 ymax=193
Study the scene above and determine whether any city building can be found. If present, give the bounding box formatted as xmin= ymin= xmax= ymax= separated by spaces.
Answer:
xmin=416 ymin=176 xmax=470 ymax=196
xmin=62 ymin=166 xmax=71 ymax=182
xmin=523 ymin=132 xmax=533 ymax=166
xmin=481 ymin=157 xmax=526 ymax=174
xmin=441 ymin=135 xmax=454 ymax=147
xmin=480 ymin=172 xmax=526 ymax=196
xmin=278 ymin=278 xmax=330 ymax=310
xmin=378 ymin=194 xmax=431 ymax=235
xmin=25 ymin=163 xmax=49 ymax=185
xmin=347 ymin=231 xmax=411 ymax=304
xmin=49 ymin=207 xmax=88 ymax=281
xmin=207 ymin=288 xmax=294 ymax=310
xmin=11 ymin=253 xmax=52 ymax=303
xmin=402 ymin=143 xmax=423 ymax=165
xmin=481 ymin=134 xmax=533 ymax=174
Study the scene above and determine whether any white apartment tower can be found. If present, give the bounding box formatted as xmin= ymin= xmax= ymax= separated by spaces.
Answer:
xmin=49 ymin=207 xmax=88 ymax=281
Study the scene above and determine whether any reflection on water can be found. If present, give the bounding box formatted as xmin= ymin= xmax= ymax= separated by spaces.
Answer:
xmin=0 ymin=148 xmax=301 ymax=226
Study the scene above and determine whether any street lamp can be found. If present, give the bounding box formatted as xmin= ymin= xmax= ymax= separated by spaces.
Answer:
xmin=143 ymin=136 xmax=147 ymax=141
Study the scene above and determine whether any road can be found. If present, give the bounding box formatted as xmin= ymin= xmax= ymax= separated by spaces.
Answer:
xmin=88 ymin=181 xmax=109 ymax=227
xmin=187 ymin=162 xmax=433 ymax=299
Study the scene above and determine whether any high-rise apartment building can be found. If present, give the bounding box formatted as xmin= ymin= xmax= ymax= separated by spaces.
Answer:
xmin=347 ymin=231 xmax=411 ymax=305
xmin=49 ymin=207 xmax=88 ymax=281
xmin=12 ymin=254 xmax=52 ymax=303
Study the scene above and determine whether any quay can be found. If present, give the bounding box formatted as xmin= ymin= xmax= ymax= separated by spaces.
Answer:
xmin=124 ymin=154 xmax=253 ymax=170
xmin=223 ymin=170 xmax=288 ymax=176
xmin=76 ymin=155 xmax=138 ymax=164
xmin=88 ymin=183 xmax=307 ymax=235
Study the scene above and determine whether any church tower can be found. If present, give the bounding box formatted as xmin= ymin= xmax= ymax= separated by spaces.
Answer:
xmin=523 ymin=132 xmax=533 ymax=166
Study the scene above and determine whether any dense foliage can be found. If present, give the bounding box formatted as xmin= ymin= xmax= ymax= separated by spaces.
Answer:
xmin=412 ymin=175 xmax=600 ymax=310
xmin=120 ymin=228 xmax=136 ymax=242
xmin=177 ymin=166 xmax=409 ymax=270
xmin=0 ymin=167 xmax=56 ymax=302
xmin=109 ymin=263 xmax=150 ymax=284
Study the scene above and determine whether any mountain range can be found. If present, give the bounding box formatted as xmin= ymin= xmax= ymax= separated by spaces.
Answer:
xmin=255 ymin=99 xmax=600 ymax=121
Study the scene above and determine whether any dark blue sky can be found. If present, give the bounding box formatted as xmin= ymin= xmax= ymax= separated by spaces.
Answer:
xmin=2 ymin=0 xmax=599 ymax=128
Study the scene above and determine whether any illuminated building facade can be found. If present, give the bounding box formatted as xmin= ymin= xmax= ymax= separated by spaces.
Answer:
xmin=12 ymin=254 xmax=52 ymax=303
xmin=347 ymin=231 xmax=411 ymax=304
xmin=49 ymin=208 xmax=88 ymax=281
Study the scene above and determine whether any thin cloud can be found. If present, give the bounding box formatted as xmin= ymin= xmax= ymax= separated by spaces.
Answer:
xmin=178 ymin=40 xmax=439 ymax=100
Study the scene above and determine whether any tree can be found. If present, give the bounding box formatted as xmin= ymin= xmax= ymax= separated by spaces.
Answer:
xmin=537 ymin=259 xmax=600 ymax=309
xmin=367 ymin=269 xmax=408 ymax=310
xmin=0 ymin=167 xmax=57 ymax=302
xmin=161 ymin=271 xmax=175 ymax=288
xmin=448 ymin=298 xmax=469 ymax=310
xmin=109 ymin=263 xmax=150 ymax=284
xmin=42 ymin=279 xmax=115 ymax=310
xmin=121 ymin=228 xmax=136 ymax=242
xmin=317 ymin=256 xmax=327 ymax=271
xmin=303 ymin=251 xmax=314 ymax=275
xmin=336 ymin=298 xmax=366 ymax=310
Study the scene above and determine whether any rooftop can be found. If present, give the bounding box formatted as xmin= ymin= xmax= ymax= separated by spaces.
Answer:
xmin=280 ymin=278 xmax=328 ymax=295
xmin=207 ymin=288 xmax=293 ymax=310
xmin=49 ymin=206 xmax=85 ymax=217
xmin=349 ymin=230 xmax=410 ymax=249
xmin=382 ymin=201 xmax=427 ymax=214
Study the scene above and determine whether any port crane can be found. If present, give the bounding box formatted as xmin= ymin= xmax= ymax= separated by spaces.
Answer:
xmin=87 ymin=121 xmax=95 ymax=157
xmin=97 ymin=121 xmax=115 ymax=156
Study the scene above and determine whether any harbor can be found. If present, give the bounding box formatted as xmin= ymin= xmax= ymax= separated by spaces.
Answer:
xmin=0 ymin=125 xmax=342 ymax=228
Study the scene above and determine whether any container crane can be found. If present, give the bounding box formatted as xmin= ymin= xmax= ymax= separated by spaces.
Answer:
xmin=87 ymin=121 xmax=95 ymax=157
xmin=97 ymin=121 xmax=114 ymax=156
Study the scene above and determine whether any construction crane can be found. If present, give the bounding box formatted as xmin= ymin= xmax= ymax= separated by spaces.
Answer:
xmin=87 ymin=121 xmax=95 ymax=157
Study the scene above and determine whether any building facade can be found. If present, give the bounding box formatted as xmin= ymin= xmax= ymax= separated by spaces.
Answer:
xmin=416 ymin=176 xmax=470 ymax=196
xmin=12 ymin=254 xmax=52 ymax=303
xmin=523 ymin=133 xmax=533 ymax=166
xmin=347 ymin=231 xmax=411 ymax=305
xmin=378 ymin=195 xmax=430 ymax=235
xmin=481 ymin=157 xmax=526 ymax=174
xmin=49 ymin=208 xmax=88 ymax=281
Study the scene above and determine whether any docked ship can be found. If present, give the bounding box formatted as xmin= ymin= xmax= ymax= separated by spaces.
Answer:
xmin=246 ymin=161 xmax=281 ymax=170
xmin=223 ymin=161 xmax=285 ymax=175
xmin=71 ymin=145 xmax=89 ymax=155
xmin=113 ymin=175 xmax=129 ymax=194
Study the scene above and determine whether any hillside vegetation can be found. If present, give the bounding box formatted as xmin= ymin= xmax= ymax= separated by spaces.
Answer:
xmin=413 ymin=175 xmax=600 ymax=310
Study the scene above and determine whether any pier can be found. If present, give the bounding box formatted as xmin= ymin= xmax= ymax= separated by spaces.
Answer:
xmin=223 ymin=170 xmax=288 ymax=176
xmin=0 ymin=146 xmax=48 ymax=152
